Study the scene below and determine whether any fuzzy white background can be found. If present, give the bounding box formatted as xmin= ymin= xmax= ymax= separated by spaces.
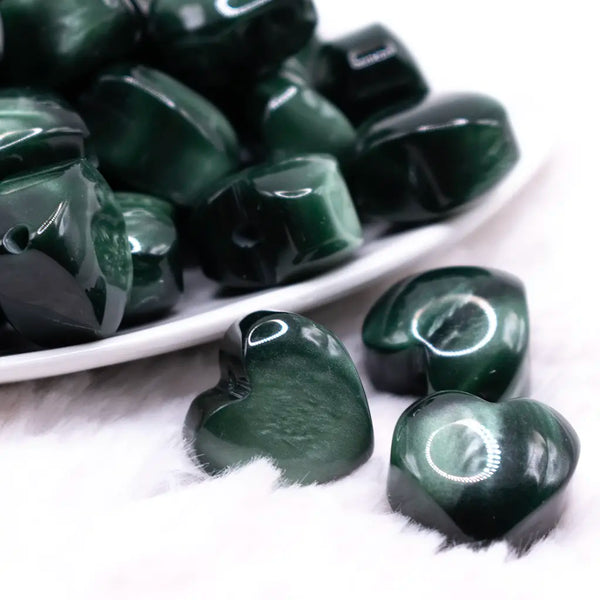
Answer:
xmin=1 ymin=1 xmax=598 ymax=598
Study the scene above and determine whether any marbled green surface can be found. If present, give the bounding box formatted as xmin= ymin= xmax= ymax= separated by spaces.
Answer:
xmin=78 ymin=64 xmax=240 ymax=208
xmin=314 ymin=24 xmax=428 ymax=125
xmin=251 ymin=72 xmax=356 ymax=163
xmin=0 ymin=159 xmax=132 ymax=347
xmin=0 ymin=89 xmax=89 ymax=180
xmin=388 ymin=391 xmax=580 ymax=549
xmin=147 ymin=0 xmax=317 ymax=87
xmin=195 ymin=154 xmax=363 ymax=289
xmin=363 ymin=267 xmax=529 ymax=402
xmin=351 ymin=92 xmax=520 ymax=224
xmin=115 ymin=192 xmax=183 ymax=323
xmin=0 ymin=0 xmax=141 ymax=87
xmin=185 ymin=310 xmax=374 ymax=484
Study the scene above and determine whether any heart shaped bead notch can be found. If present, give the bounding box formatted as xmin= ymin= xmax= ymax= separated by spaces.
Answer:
xmin=363 ymin=267 xmax=529 ymax=402
xmin=387 ymin=391 xmax=580 ymax=551
xmin=184 ymin=310 xmax=374 ymax=484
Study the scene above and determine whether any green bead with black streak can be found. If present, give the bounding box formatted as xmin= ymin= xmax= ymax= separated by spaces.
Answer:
xmin=351 ymin=93 xmax=519 ymax=224
xmin=78 ymin=64 xmax=240 ymax=209
xmin=314 ymin=24 xmax=428 ymax=125
xmin=0 ymin=0 xmax=141 ymax=87
xmin=147 ymin=0 xmax=318 ymax=87
xmin=185 ymin=310 xmax=374 ymax=484
xmin=388 ymin=391 xmax=580 ymax=550
xmin=363 ymin=267 xmax=529 ymax=402
xmin=251 ymin=72 xmax=356 ymax=164
xmin=0 ymin=159 xmax=132 ymax=347
xmin=115 ymin=192 xmax=183 ymax=323
xmin=195 ymin=154 xmax=363 ymax=289
xmin=0 ymin=89 xmax=89 ymax=180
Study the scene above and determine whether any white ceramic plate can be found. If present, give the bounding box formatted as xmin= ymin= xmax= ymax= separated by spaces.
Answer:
xmin=0 ymin=97 xmax=551 ymax=384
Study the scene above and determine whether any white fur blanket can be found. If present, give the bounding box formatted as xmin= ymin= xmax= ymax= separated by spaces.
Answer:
xmin=1 ymin=1 xmax=597 ymax=598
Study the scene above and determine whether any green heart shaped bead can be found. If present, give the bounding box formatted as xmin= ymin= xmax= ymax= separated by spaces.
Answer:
xmin=78 ymin=64 xmax=240 ymax=209
xmin=388 ymin=391 xmax=580 ymax=549
xmin=147 ymin=0 xmax=317 ymax=87
xmin=314 ymin=24 xmax=428 ymax=125
xmin=195 ymin=154 xmax=363 ymax=289
xmin=0 ymin=0 xmax=141 ymax=87
xmin=115 ymin=192 xmax=183 ymax=323
xmin=251 ymin=72 xmax=356 ymax=164
xmin=184 ymin=310 xmax=374 ymax=484
xmin=363 ymin=267 xmax=529 ymax=402
xmin=0 ymin=159 xmax=132 ymax=347
xmin=0 ymin=89 xmax=89 ymax=180
xmin=351 ymin=93 xmax=519 ymax=224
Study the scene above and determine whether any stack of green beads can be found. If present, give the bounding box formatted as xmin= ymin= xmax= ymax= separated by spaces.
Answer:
xmin=0 ymin=0 xmax=521 ymax=349
xmin=0 ymin=0 xmax=579 ymax=556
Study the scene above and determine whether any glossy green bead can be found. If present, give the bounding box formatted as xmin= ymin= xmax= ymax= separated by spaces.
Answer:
xmin=251 ymin=72 xmax=356 ymax=164
xmin=363 ymin=267 xmax=529 ymax=402
xmin=147 ymin=0 xmax=317 ymax=87
xmin=351 ymin=93 xmax=520 ymax=224
xmin=0 ymin=89 xmax=89 ymax=180
xmin=184 ymin=310 xmax=374 ymax=484
xmin=78 ymin=64 xmax=240 ymax=209
xmin=314 ymin=24 xmax=428 ymax=125
xmin=115 ymin=192 xmax=183 ymax=323
xmin=195 ymin=154 xmax=363 ymax=289
xmin=0 ymin=159 xmax=132 ymax=347
xmin=0 ymin=0 xmax=141 ymax=87
xmin=388 ymin=391 xmax=580 ymax=549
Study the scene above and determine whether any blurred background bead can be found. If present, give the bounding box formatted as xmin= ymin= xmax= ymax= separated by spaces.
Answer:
xmin=0 ymin=89 xmax=89 ymax=180
xmin=146 ymin=0 xmax=318 ymax=87
xmin=116 ymin=192 xmax=183 ymax=324
xmin=351 ymin=92 xmax=520 ymax=224
xmin=314 ymin=24 xmax=428 ymax=125
xmin=0 ymin=0 xmax=141 ymax=87
xmin=78 ymin=64 xmax=240 ymax=209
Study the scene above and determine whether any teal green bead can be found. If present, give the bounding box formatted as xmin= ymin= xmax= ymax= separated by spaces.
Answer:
xmin=363 ymin=267 xmax=529 ymax=402
xmin=184 ymin=310 xmax=374 ymax=484
xmin=351 ymin=93 xmax=520 ymax=224
xmin=147 ymin=0 xmax=317 ymax=87
xmin=0 ymin=89 xmax=89 ymax=180
xmin=314 ymin=24 xmax=428 ymax=125
xmin=0 ymin=0 xmax=141 ymax=87
xmin=0 ymin=159 xmax=132 ymax=347
xmin=195 ymin=154 xmax=363 ymax=289
xmin=115 ymin=192 xmax=183 ymax=323
xmin=78 ymin=64 xmax=240 ymax=209
xmin=388 ymin=391 xmax=580 ymax=549
xmin=251 ymin=73 xmax=356 ymax=164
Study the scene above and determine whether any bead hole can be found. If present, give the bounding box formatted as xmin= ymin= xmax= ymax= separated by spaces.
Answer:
xmin=2 ymin=225 xmax=30 ymax=255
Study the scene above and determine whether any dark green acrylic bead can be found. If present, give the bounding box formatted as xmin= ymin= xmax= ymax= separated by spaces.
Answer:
xmin=147 ymin=0 xmax=317 ymax=87
xmin=0 ymin=0 xmax=141 ymax=87
xmin=314 ymin=24 xmax=428 ymax=125
xmin=251 ymin=72 xmax=356 ymax=163
xmin=0 ymin=89 xmax=89 ymax=180
xmin=351 ymin=92 xmax=520 ymax=224
xmin=388 ymin=391 xmax=580 ymax=549
xmin=363 ymin=267 xmax=529 ymax=402
xmin=115 ymin=192 xmax=183 ymax=323
xmin=184 ymin=310 xmax=374 ymax=484
xmin=0 ymin=159 xmax=132 ymax=347
xmin=78 ymin=64 xmax=240 ymax=209
xmin=195 ymin=154 xmax=363 ymax=289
